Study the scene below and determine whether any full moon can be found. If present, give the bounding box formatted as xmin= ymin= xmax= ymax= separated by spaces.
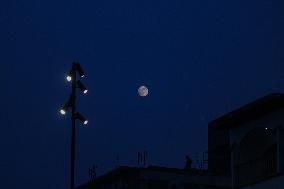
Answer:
xmin=138 ymin=86 xmax=148 ymax=97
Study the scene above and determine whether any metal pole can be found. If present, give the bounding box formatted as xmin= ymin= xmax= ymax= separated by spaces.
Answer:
xmin=71 ymin=64 xmax=77 ymax=189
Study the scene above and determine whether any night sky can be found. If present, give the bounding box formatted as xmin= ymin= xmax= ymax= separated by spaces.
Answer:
xmin=0 ymin=0 xmax=283 ymax=188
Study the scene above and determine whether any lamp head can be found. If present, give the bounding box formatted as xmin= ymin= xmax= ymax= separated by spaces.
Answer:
xmin=60 ymin=98 xmax=72 ymax=115
xmin=77 ymin=80 xmax=88 ymax=94
xmin=73 ymin=62 xmax=85 ymax=78
xmin=75 ymin=112 xmax=88 ymax=125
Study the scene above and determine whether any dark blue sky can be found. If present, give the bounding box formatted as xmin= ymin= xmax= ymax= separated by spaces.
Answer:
xmin=0 ymin=0 xmax=283 ymax=188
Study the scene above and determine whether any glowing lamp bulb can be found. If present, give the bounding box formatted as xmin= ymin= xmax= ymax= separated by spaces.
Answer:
xmin=66 ymin=75 xmax=72 ymax=82
xmin=84 ymin=120 xmax=88 ymax=125
xmin=60 ymin=109 xmax=66 ymax=115
xmin=83 ymin=89 xmax=88 ymax=94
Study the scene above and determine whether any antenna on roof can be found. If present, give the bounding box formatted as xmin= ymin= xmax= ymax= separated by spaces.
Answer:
xmin=138 ymin=150 xmax=148 ymax=167
xmin=185 ymin=155 xmax=192 ymax=169
xmin=116 ymin=154 xmax=120 ymax=167
xmin=202 ymin=151 xmax=208 ymax=170
xmin=144 ymin=150 xmax=148 ymax=166
xmin=89 ymin=165 xmax=97 ymax=181
xmin=138 ymin=152 xmax=141 ymax=166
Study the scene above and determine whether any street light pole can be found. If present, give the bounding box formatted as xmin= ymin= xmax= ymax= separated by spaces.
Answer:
xmin=60 ymin=62 xmax=88 ymax=189
xmin=71 ymin=64 xmax=77 ymax=189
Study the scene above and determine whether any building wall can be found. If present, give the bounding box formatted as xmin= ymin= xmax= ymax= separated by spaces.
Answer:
xmin=278 ymin=128 xmax=284 ymax=173
xmin=208 ymin=126 xmax=231 ymax=175
xmin=140 ymin=170 xmax=231 ymax=189
xmin=241 ymin=175 xmax=284 ymax=189
xmin=77 ymin=169 xmax=231 ymax=189
xmin=229 ymin=109 xmax=284 ymax=146
xmin=229 ymin=109 xmax=284 ymax=187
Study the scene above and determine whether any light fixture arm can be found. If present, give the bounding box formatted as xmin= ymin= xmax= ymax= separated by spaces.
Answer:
xmin=70 ymin=64 xmax=77 ymax=189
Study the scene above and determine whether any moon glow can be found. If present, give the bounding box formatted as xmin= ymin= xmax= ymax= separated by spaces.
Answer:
xmin=138 ymin=86 xmax=148 ymax=97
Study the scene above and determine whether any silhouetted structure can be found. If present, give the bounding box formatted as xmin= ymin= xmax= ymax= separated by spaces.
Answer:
xmin=209 ymin=93 xmax=284 ymax=188
xmin=185 ymin=155 xmax=192 ymax=169
xmin=138 ymin=151 xmax=148 ymax=167
xmin=76 ymin=166 xmax=230 ymax=189
xmin=60 ymin=62 xmax=88 ymax=189
xmin=76 ymin=93 xmax=284 ymax=189
xmin=89 ymin=165 xmax=97 ymax=181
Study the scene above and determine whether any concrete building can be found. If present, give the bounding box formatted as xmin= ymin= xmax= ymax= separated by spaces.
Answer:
xmin=208 ymin=93 xmax=284 ymax=188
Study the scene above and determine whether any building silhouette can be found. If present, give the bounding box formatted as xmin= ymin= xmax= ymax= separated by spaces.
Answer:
xmin=209 ymin=93 xmax=284 ymax=188
xmin=77 ymin=166 xmax=230 ymax=189
xmin=77 ymin=93 xmax=284 ymax=189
